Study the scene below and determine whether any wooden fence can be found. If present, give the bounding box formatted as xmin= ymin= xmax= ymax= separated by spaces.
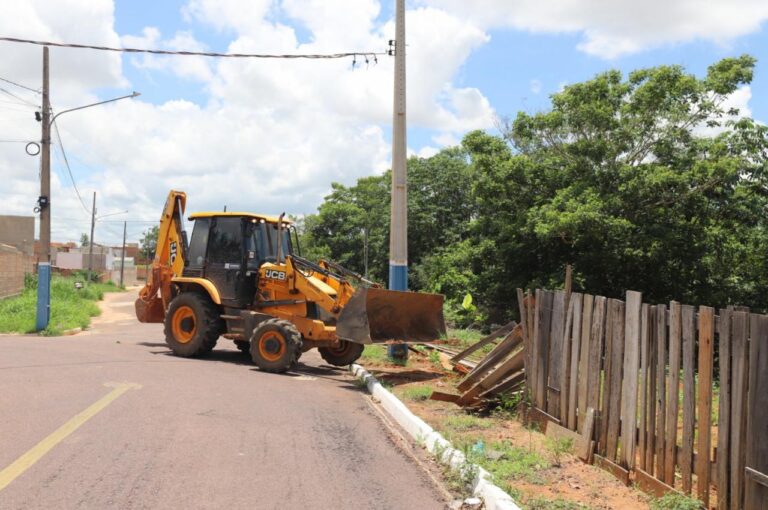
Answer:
xmin=519 ymin=288 xmax=768 ymax=509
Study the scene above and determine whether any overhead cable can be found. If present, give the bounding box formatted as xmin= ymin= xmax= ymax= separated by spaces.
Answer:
xmin=0 ymin=36 xmax=386 ymax=60
xmin=52 ymin=120 xmax=91 ymax=215
xmin=0 ymin=75 xmax=40 ymax=93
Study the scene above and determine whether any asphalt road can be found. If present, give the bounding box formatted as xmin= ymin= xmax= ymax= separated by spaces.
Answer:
xmin=0 ymin=291 xmax=448 ymax=509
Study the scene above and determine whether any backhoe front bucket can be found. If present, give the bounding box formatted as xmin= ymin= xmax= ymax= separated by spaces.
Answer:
xmin=336 ymin=288 xmax=446 ymax=345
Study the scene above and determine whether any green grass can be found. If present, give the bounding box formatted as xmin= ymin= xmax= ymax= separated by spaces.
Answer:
xmin=448 ymin=328 xmax=484 ymax=348
xmin=360 ymin=344 xmax=388 ymax=361
xmin=401 ymin=385 xmax=434 ymax=401
xmin=650 ymin=493 xmax=702 ymax=510
xmin=479 ymin=440 xmax=551 ymax=485
xmin=444 ymin=414 xmax=494 ymax=431
xmin=359 ymin=344 xmax=408 ymax=366
xmin=0 ymin=277 xmax=123 ymax=335
xmin=525 ymin=498 xmax=591 ymax=510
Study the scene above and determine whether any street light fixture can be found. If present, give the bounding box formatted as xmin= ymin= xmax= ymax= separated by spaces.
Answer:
xmin=35 ymin=84 xmax=141 ymax=332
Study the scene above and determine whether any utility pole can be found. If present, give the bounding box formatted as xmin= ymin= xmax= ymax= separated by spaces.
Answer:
xmin=35 ymin=46 xmax=51 ymax=331
xmin=388 ymin=0 xmax=408 ymax=360
xmin=87 ymin=192 xmax=96 ymax=283
xmin=119 ymin=221 xmax=126 ymax=288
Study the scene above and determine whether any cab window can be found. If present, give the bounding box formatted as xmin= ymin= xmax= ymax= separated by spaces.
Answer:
xmin=208 ymin=217 xmax=243 ymax=264
xmin=187 ymin=218 xmax=209 ymax=268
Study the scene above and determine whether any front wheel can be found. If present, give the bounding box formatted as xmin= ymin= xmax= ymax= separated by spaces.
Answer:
xmin=250 ymin=319 xmax=302 ymax=373
xmin=319 ymin=340 xmax=365 ymax=366
xmin=164 ymin=293 xmax=221 ymax=357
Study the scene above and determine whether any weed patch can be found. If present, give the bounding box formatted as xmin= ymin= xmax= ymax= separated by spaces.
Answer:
xmin=0 ymin=277 xmax=122 ymax=335
xmin=401 ymin=385 xmax=434 ymax=401
xmin=650 ymin=493 xmax=702 ymax=510
xmin=444 ymin=414 xmax=494 ymax=431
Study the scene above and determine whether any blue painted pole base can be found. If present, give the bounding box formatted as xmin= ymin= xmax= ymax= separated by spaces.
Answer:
xmin=36 ymin=262 xmax=51 ymax=332
xmin=387 ymin=263 xmax=409 ymax=360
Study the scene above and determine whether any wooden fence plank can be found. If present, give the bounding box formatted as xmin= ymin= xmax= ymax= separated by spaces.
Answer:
xmin=655 ymin=304 xmax=668 ymax=479
xmin=639 ymin=304 xmax=650 ymax=472
xmin=567 ymin=293 xmax=583 ymax=431
xmin=458 ymin=349 xmax=526 ymax=404
xmin=580 ymin=407 xmax=596 ymax=462
xmin=621 ymin=290 xmax=642 ymax=469
xmin=560 ymin=293 xmax=577 ymax=424
xmin=587 ymin=297 xmax=606 ymax=449
xmin=535 ymin=291 xmax=554 ymax=410
xmin=696 ymin=306 xmax=714 ymax=508
xmin=664 ymin=301 xmax=682 ymax=486
xmin=517 ymin=288 xmax=528 ymax=345
xmin=745 ymin=314 xmax=768 ymax=510
xmin=577 ymin=294 xmax=594 ymax=433
xmin=599 ymin=299 xmax=616 ymax=457
xmin=527 ymin=289 xmax=534 ymax=385
xmin=680 ymin=304 xmax=696 ymax=495
xmin=457 ymin=324 xmax=521 ymax=392
xmin=645 ymin=305 xmax=658 ymax=474
xmin=451 ymin=321 xmax=517 ymax=363
xmin=606 ymin=299 xmax=625 ymax=463
xmin=548 ymin=291 xmax=566 ymax=418
xmin=730 ymin=311 xmax=749 ymax=510
xmin=525 ymin=290 xmax=535 ymax=401
xmin=716 ymin=308 xmax=732 ymax=510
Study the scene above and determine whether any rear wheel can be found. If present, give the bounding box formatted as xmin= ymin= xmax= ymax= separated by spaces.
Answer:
xmin=164 ymin=293 xmax=221 ymax=357
xmin=319 ymin=340 xmax=365 ymax=366
xmin=250 ymin=319 xmax=302 ymax=373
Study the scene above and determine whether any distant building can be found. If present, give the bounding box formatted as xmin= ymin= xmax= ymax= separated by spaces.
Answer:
xmin=0 ymin=215 xmax=34 ymax=256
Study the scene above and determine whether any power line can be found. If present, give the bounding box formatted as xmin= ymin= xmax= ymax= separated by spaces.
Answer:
xmin=51 ymin=120 xmax=91 ymax=215
xmin=0 ymin=75 xmax=40 ymax=94
xmin=0 ymin=86 xmax=38 ymax=107
xmin=0 ymin=36 xmax=386 ymax=60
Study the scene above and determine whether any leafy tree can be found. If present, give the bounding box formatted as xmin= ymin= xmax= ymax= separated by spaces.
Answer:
xmin=470 ymin=55 xmax=768 ymax=320
xmin=140 ymin=226 xmax=159 ymax=262
xmin=80 ymin=233 xmax=89 ymax=247
xmin=303 ymin=55 xmax=768 ymax=326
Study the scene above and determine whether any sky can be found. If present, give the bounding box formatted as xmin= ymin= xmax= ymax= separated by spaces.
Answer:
xmin=0 ymin=0 xmax=767 ymax=246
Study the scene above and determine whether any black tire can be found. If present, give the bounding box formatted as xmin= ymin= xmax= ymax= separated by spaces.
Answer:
xmin=250 ymin=319 xmax=302 ymax=373
xmin=164 ymin=292 xmax=221 ymax=357
xmin=319 ymin=340 xmax=365 ymax=366
xmin=234 ymin=340 xmax=250 ymax=353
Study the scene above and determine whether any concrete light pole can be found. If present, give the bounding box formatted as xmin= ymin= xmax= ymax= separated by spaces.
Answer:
xmin=388 ymin=0 xmax=409 ymax=360
xmin=33 ymin=46 xmax=139 ymax=330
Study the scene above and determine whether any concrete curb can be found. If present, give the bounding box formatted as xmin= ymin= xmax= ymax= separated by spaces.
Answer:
xmin=350 ymin=363 xmax=522 ymax=510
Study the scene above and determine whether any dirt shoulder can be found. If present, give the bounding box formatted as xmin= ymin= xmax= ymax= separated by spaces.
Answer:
xmin=360 ymin=345 xmax=652 ymax=510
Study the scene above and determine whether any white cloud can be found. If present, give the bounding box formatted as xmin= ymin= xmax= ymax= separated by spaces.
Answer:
xmin=422 ymin=0 xmax=768 ymax=58
xmin=530 ymin=79 xmax=542 ymax=95
xmin=0 ymin=0 xmax=494 ymax=245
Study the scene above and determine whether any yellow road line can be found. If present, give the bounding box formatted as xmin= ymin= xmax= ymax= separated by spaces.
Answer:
xmin=0 ymin=381 xmax=140 ymax=492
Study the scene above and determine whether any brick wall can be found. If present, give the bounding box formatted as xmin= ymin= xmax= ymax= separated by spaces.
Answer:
xmin=0 ymin=244 xmax=34 ymax=300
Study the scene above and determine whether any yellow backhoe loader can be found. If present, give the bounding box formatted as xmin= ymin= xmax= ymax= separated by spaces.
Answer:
xmin=135 ymin=190 xmax=446 ymax=372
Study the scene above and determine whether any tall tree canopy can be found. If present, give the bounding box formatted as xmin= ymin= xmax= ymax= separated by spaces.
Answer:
xmin=302 ymin=56 xmax=768 ymax=326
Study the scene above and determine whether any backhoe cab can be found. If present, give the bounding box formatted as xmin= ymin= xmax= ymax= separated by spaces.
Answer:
xmin=136 ymin=190 xmax=446 ymax=373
